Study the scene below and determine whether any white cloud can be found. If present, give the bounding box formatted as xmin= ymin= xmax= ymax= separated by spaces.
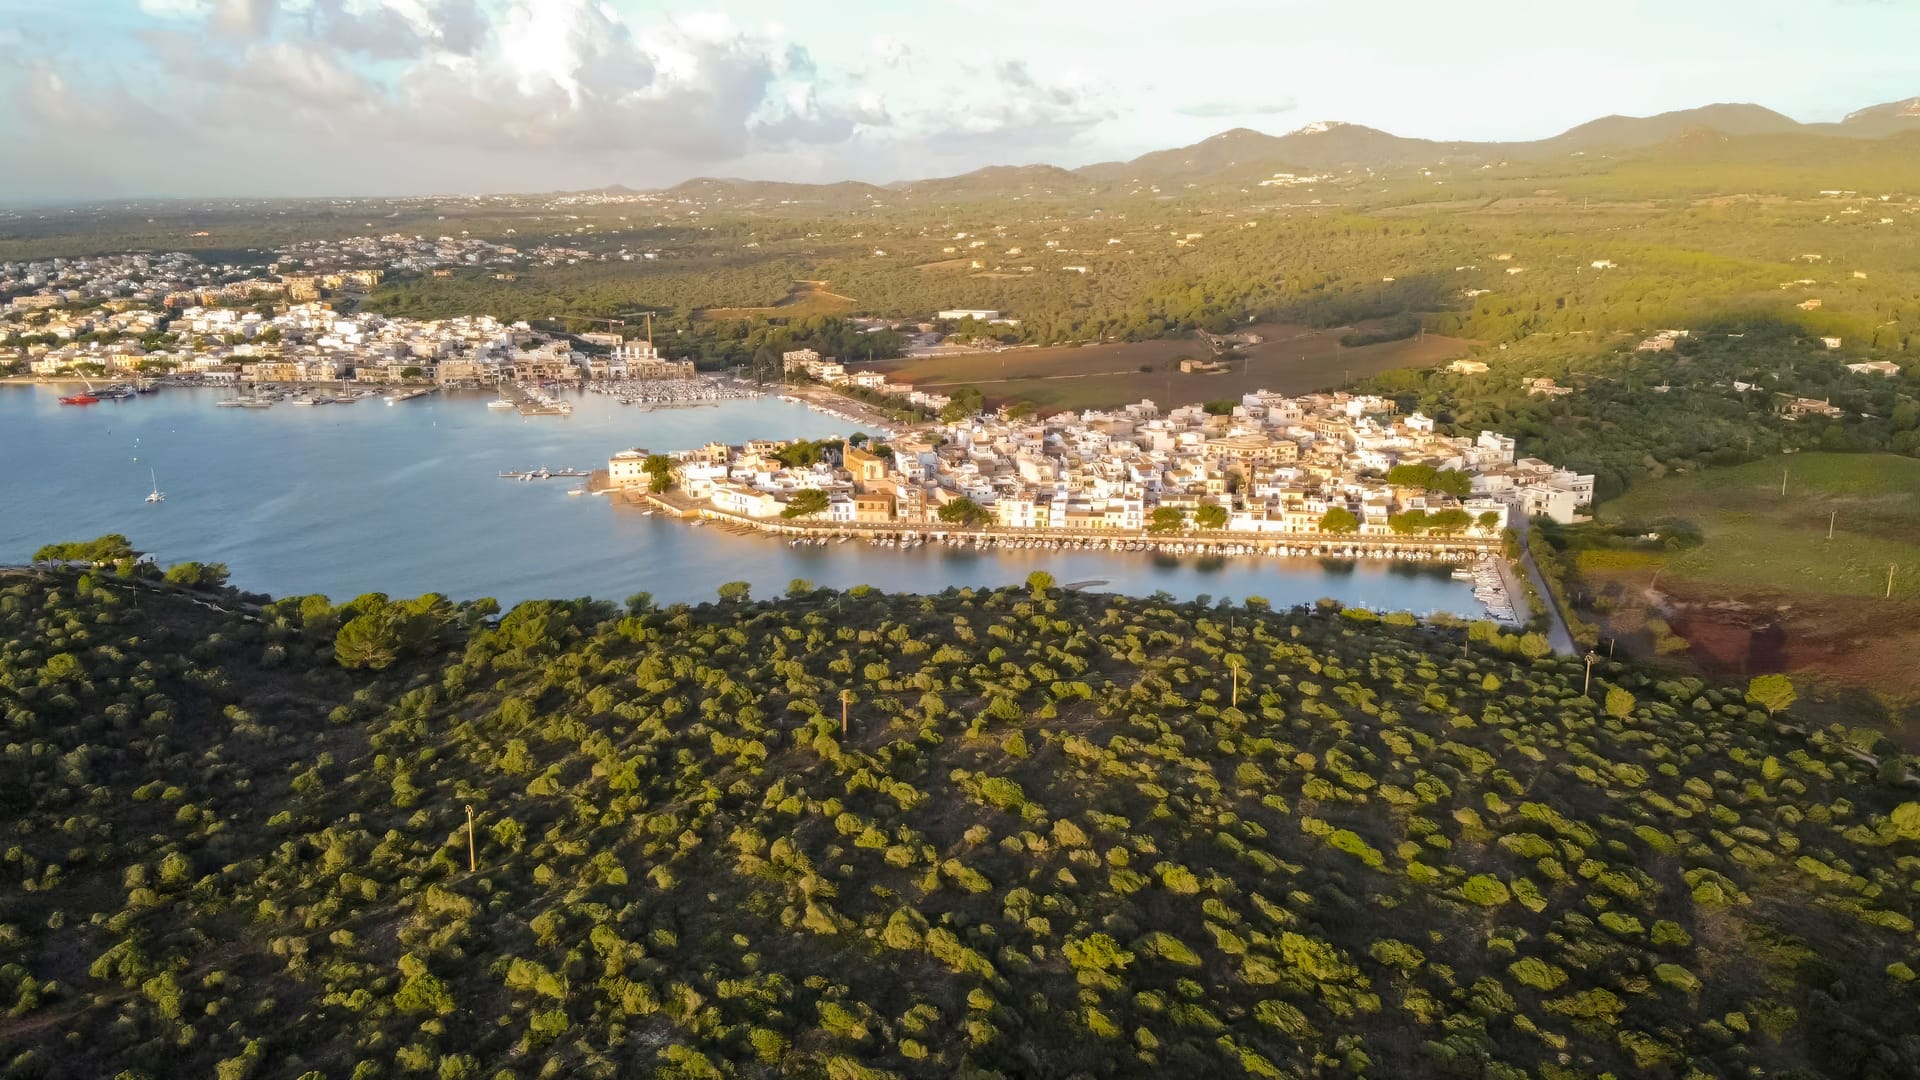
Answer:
xmin=871 ymin=34 xmax=909 ymax=68
xmin=1176 ymin=98 xmax=1297 ymax=119
xmin=4 ymin=0 xmax=1122 ymax=197
xmin=138 ymin=0 xmax=213 ymax=18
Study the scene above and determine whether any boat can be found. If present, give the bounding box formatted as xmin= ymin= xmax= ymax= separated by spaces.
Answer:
xmin=60 ymin=380 xmax=100 ymax=406
xmin=487 ymin=398 xmax=515 ymax=411
xmin=145 ymin=468 xmax=165 ymax=504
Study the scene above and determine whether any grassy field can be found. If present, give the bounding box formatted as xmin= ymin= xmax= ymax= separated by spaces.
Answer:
xmin=1600 ymin=453 xmax=1920 ymax=600
xmin=699 ymin=280 xmax=856 ymax=321
xmin=870 ymin=321 xmax=1470 ymax=411
xmin=1586 ymin=453 xmax=1920 ymax=702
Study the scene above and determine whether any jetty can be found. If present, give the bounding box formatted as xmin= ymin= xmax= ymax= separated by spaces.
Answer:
xmin=500 ymin=382 xmax=573 ymax=416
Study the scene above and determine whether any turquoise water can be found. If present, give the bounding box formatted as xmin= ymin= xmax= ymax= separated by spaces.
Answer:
xmin=0 ymin=384 xmax=1480 ymax=613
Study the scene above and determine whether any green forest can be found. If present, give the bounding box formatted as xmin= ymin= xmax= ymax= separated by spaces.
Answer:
xmin=5 ymin=553 xmax=1920 ymax=1078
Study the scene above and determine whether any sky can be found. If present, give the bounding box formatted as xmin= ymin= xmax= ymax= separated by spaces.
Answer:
xmin=0 ymin=0 xmax=1915 ymax=203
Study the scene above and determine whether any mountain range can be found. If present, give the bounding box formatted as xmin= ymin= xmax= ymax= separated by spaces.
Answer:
xmin=659 ymin=97 xmax=1920 ymax=204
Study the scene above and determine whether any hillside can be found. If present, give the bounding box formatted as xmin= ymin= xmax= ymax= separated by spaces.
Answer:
xmin=1529 ymin=103 xmax=1806 ymax=155
xmin=4 ymin=562 xmax=1920 ymax=1078
xmin=656 ymin=96 xmax=1920 ymax=202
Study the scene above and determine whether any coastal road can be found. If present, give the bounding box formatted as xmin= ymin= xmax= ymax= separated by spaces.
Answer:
xmin=1515 ymin=535 xmax=1578 ymax=657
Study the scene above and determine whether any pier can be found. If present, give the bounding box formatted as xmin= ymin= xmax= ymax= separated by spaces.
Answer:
xmin=499 ymin=382 xmax=573 ymax=416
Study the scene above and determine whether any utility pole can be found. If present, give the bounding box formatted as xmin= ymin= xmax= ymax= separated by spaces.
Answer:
xmin=1229 ymin=658 xmax=1242 ymax=708
xmin=1890 ymin=563 xmax=1899 ymax=599
xmin=1828 ymin=511 xmax=1836 ymax=540
xmin=465 ymin=805 xmax=477 ymax=873
xmin=1781 ymin=468 xmax=1788 ymax=497
xmin=840 ymin=689 xmax=854 ymax=737
xmin=1583 ymin=651 xmax=1599 ymax=696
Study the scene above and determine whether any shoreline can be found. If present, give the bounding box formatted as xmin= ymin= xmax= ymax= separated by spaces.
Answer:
xmin=618 ymin=490 xmax=1519 ymax=621
xmin=626 ymin=489 xmax=1506 ymax=560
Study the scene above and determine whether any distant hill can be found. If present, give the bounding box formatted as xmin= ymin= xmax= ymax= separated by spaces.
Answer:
xmin=1527 ymin=103 xmax=1805 ymax=155
xmin=893 ymin=164 xmax=1090 ymax=201
xmin=1829 ymin=96 xmax=1920 ymax=137
xmin=635 ymin=96 xmax=1919 ymax=204
xmin=664 ymin=177 xmax=886 ymax=207
xmin=1077 ymin=122 xmax=1491 ymax=185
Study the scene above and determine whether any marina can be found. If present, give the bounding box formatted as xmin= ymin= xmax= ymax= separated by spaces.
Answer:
xmin=587 ymin=375 xmax=764 ymax=408
xmin=497 ymin=381 xmax=573 ymax=415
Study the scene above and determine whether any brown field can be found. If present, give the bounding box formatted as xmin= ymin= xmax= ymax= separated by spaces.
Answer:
xmin=1568 ymin=454 xmax=1920 ymax=715
xmin=700 ymin=280 xmax=856 ymax=321
xmin=868 ymin=321 xmax=1471 ymax=411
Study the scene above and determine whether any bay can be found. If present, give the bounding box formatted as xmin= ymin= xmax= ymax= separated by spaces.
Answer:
xmin=0 ymin=384 xmax=1481 ymax=614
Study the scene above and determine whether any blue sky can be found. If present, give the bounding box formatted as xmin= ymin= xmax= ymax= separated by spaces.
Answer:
xmin=1 ymin=0 xmax=1915 ymax=202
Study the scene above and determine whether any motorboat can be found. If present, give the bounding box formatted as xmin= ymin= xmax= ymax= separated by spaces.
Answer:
xmin=60 ymin=380 xmax=100 ymax=405
xmin=487 ymin=398 xmax=515 ymax=411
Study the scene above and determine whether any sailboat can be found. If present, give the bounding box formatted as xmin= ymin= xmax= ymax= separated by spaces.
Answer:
xmin=145 ymin=467 xmax=165 ymax=504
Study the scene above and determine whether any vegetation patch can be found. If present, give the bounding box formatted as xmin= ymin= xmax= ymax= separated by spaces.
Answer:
xmin=3 ymin=552 xmax=1920 ymax=1076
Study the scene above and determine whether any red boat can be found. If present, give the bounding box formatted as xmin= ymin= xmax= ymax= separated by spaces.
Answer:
xmin=60 ymin=380 xmax=100 ymax=405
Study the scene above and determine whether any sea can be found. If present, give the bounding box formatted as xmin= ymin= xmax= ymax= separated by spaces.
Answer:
xmin=0 ymin=384 xmax=1481 ymax=614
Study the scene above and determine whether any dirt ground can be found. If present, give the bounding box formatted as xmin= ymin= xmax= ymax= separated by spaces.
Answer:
xmin=870 ymin=322 xmax=1470 ymax=411
xmin=701 ymin=281 xmax=856 ymax=321
xmin=1577 ymin=566 xmax=1920 ymax=725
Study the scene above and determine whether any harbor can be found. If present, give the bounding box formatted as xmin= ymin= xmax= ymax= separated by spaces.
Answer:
xmin=586 ymin=374 xmax=764 ymax=408
xmin=494 ymin=381 xmax=573 ymax=415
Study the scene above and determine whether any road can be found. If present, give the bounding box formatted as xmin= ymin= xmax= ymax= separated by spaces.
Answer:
xmin=1515 ymin=534 xmax=1578 ymax=657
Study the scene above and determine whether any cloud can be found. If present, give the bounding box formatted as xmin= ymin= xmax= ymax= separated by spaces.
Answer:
xmin=138 ymin=0 xmax=212 ymax=18
xmin=210 ymin=0 xmax=277 ymax=38
xmin=1176 ymin=97 xmax=1298 ymax=119
xmin=924 ymin=60 xmax=1112 ymax=146
xmin=871 ymin=34 xmax=910 ymax=68
xmin=0 ymin=0 xmax=1119 ymax=198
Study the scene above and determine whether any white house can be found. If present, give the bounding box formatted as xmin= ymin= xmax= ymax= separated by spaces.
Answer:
xmin=1846 ymin=360 xmax=1901 ymax=377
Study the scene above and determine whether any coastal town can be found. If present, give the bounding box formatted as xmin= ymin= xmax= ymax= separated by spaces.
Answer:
xmin=606 ymin=347 xmax=1596 ymax=549
xmin=7 ymin=241 xmax=1588 ymax=626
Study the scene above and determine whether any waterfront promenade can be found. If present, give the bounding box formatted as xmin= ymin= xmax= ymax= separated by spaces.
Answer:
xmin=629 ymin=488 xmax=1500 ymax=562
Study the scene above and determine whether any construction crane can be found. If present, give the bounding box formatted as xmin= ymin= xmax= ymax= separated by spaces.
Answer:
xmin=548 ymin=314 xmax=623 ymax=336
xmin=549 ymin=312 xmax=658 ymax=345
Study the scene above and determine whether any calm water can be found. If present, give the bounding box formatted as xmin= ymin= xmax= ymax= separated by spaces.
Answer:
xmin=0 ymin=384 xmax=1479 ymax=614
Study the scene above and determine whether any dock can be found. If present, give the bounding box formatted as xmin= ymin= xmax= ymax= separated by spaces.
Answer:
xmin=500 ymin=382 xmax=573 ymax=416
